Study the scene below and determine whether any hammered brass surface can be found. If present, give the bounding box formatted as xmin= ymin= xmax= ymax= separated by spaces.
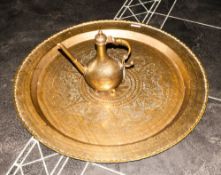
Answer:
xmin=14 ymin=20 xmax=208 ymax=162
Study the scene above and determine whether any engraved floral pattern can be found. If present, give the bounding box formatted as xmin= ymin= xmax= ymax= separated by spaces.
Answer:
xmin=46 ymin=51 xmax=168 ymax=125
xmin=39 ymin=44 xmax=178 ymax=145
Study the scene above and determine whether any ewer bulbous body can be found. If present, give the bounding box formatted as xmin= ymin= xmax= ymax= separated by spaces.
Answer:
xmin=57 ymin=30 xmax=133 ymax=91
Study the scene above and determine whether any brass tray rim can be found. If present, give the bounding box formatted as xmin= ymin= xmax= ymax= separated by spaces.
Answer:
xmin=14 ymin=19 xmax=209 ymax=163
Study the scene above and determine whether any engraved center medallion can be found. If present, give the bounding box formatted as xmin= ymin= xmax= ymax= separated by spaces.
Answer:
xmin=37 ymin=42 xmax=185 ymax=146
xmin=80 ymin=70 xmax=141 ymax=106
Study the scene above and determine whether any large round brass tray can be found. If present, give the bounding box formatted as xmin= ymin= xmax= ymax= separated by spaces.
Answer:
xmin=14 ymin=20 xmax=208 ymax=163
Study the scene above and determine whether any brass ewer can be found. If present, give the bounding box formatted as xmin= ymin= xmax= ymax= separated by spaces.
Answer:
xmin=57 ymin=30 xmax=133 ymax=91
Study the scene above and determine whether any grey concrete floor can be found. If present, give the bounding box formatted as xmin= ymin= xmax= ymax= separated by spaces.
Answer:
xmin=0 ymin=0 xmax=221 ymax=174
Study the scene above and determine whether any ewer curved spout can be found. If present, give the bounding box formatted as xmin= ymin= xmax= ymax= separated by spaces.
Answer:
xmin=57 ymin=43 xmax=86 ymax=75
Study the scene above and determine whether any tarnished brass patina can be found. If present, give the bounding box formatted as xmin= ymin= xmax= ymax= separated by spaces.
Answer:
xmin=14 ymin=20 xmax=208 ymax=163
xmin=57 ymin=30 xmax=133 ymax=91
